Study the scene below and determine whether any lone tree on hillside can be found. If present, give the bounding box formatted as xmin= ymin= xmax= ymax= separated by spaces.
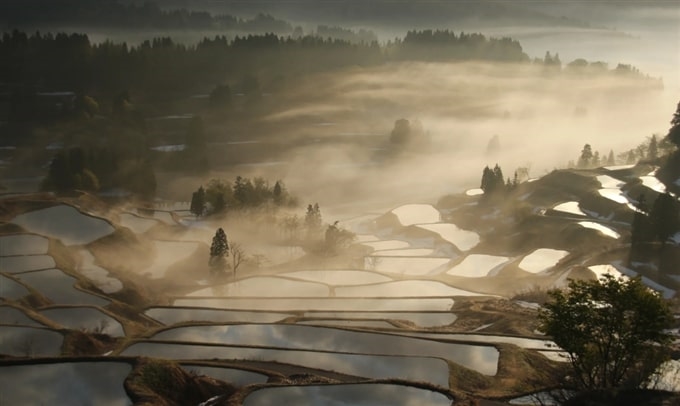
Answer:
xmin=209 ymin=228 xmax=229 ymax=274
xmin=578 ymin=144 xmax=594 ymax=168
xmin=538 ymin=275 xmax=673 ymax=391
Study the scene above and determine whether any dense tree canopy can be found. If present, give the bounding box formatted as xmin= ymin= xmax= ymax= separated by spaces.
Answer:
xmin=667 ymin=100 xmax=680 ymax=147
xmin=539 ymin=275 xmax=673 ymax=390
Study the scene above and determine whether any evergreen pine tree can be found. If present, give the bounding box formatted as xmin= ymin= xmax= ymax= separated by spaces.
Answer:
xmin=607 ymin=150 xmax=615 ymax=166
xmin=190 ymin=186 xmax=206 ymax=217
xmin=209 ymin=228 xmax=229 ymax=273
xmin=578 ymin=144 xmax=593 ymax=168
xmin=648 ymin=134 xmax=658 ymax=160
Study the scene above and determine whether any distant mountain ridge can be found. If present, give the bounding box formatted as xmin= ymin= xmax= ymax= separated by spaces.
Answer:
xmin=0 ymin=0 xmax=592 ymax=30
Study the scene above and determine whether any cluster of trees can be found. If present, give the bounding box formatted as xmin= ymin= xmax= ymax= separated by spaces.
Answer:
xmin=41 ymin=146 xmax=156 ymax=198
xmin=394 ymin=29 xmax=527 ymax=62
xmin=3 ymin=28 xmax=643 ymax=103
xmin=315 ymin=25 xmax=378 ymax=44
xmin=389 ymin=118 xmax=427 ymax=147
xmin=573 ymin=144 xmax=616 ymax=169
xmin=190 ymin=177 xmax=295 ymax=217
xmin=480 ymin=164 xmax=519 ymax=197
xmin=302 ymin=203 xmax=355 ymax=253
xmin=572 ymin=135 xmax=670 ymax=169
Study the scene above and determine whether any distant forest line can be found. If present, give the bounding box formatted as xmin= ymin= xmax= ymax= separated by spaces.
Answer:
xmin=0 ymin=28 xmax=657 ymax=103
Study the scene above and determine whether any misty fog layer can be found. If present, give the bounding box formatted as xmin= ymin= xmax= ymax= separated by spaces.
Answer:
xmin=183 ymin=60 xmax=673 ymax=216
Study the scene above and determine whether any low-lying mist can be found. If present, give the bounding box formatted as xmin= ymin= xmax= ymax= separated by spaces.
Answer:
xmin=166 ymin=60 xmax=674 ymax=218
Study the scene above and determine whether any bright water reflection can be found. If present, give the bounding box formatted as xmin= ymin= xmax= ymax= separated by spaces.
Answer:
xmin=416 ymin=223 xmax=479 ymax=251
xmin=297 ymin=319 xmax=395 ymax=328
xmin=243 ymin=383 xmax=452 ymax=406
xmin=335 ymin=280 xmax=483 ymax=297
xmin=302 ymin=311 xmax=457 ymax=328
xmin=370 ymin=248 xmax=435 ymax=257
xmin=577 ymin=222 xmax=620 ymax=239
xmin=173 ymin=297 xmax=455 ymax=311
xmin=400 ymin=332 xmax=556 ymax=350
xmin=0 ymin=255 xmax=55 ymax=273
xmin=280 ymin=270 xmax=392 ymax=286
xmin=0 ymin=362 xmax=132 ymax=405
xmin=518 ymin=249 xmax=570 ymax=274
xmin=0 ymin=234 xmax=48 ymax=255
xmin=187 ymin=276 xmax=329 ymax=297
xmin=552 ymin=201 xmax=586 ymax=216
xmin=181 ymin=364 xmax=268 ymax=385
xmin=16 ymin=269 xmax=109 ymax=306
xmin=146 ymin=307 xmax=293 ymax=325
xmin=78 ymin=250 xmax=123 ymax=293
xmin=152 ymin=324 xmax=498 ymax=375
xmin=588 ymin=264 xmax=626 ymax=280
xmin=446 ymin=255 xmax=510 ymax=278
xmin=122 ymin=342 xmax=450 ymax=386
xmin=119 ymin=213 xmax=159 ymax=234
xmin=361 ymin=240 xmax=410 ymax=251
xmin=11 ymin=205 xmax=114 ymax=245
xmin=0 ymin=326 xmax=63 ymax=356
xmin=40 ymin=307 xmax=124 ymax=336
xmin=391 ymin=204 xmax=441 ymax=226
xmin=364 ymin=257 xmax=450 ymax=276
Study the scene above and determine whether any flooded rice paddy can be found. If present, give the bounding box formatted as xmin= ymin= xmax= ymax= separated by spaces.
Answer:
xmin=15 ymin=268 xmax=109 ymax=306
xmin=122 ymin=342 xmax=452 ymax=386
xmin=0 ymin=362 xmax=131 ymax=405
xmin=11 ymin=205 xmax=114 ymax=245
xmin=243 ymin=383 xmax=452 ymax=405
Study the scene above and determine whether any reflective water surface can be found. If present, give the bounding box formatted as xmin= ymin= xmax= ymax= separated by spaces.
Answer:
xmin=16 ymin=268 xmax=109 ymax=306
xmin=0 ymin=326 xmax=63 ymax=356
xmin=335 ymin=280 xmax=483 ymax=297
xmin=391 ymin=204 xmax=441 ymax=226
xmin=363 ymin=257 xmax=451 ymax=276
xmin=187 ymin=276 xmax=330 ymax=297
xmin=280 ymin=269 xmax=392 ymax=286
xmin=0 ymin=306 xmax=42 ymax=326
xmin=11 ymin=205 xmax=114 ymax=245
xmin=0 ymin=274 xmax=30 ymax=299
xmin=145 ymin=307 xmax=293 ymax=325
xmin=302 ymin=311 xmax=457 ymax=328
xmin=173 ymin=297 xmax=455 ymax=311
xmin=1 ymin=254 xmax=55 ymax=273
xmin=0 ymin=234 xmax=49 ymax=255
xmin=0 ymin=362 xmax=132 ymax=405
xmin=151 ymin=324 xmax=498 ymax=375
xmin=243 ymin=383 xmax=452 ymax=406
